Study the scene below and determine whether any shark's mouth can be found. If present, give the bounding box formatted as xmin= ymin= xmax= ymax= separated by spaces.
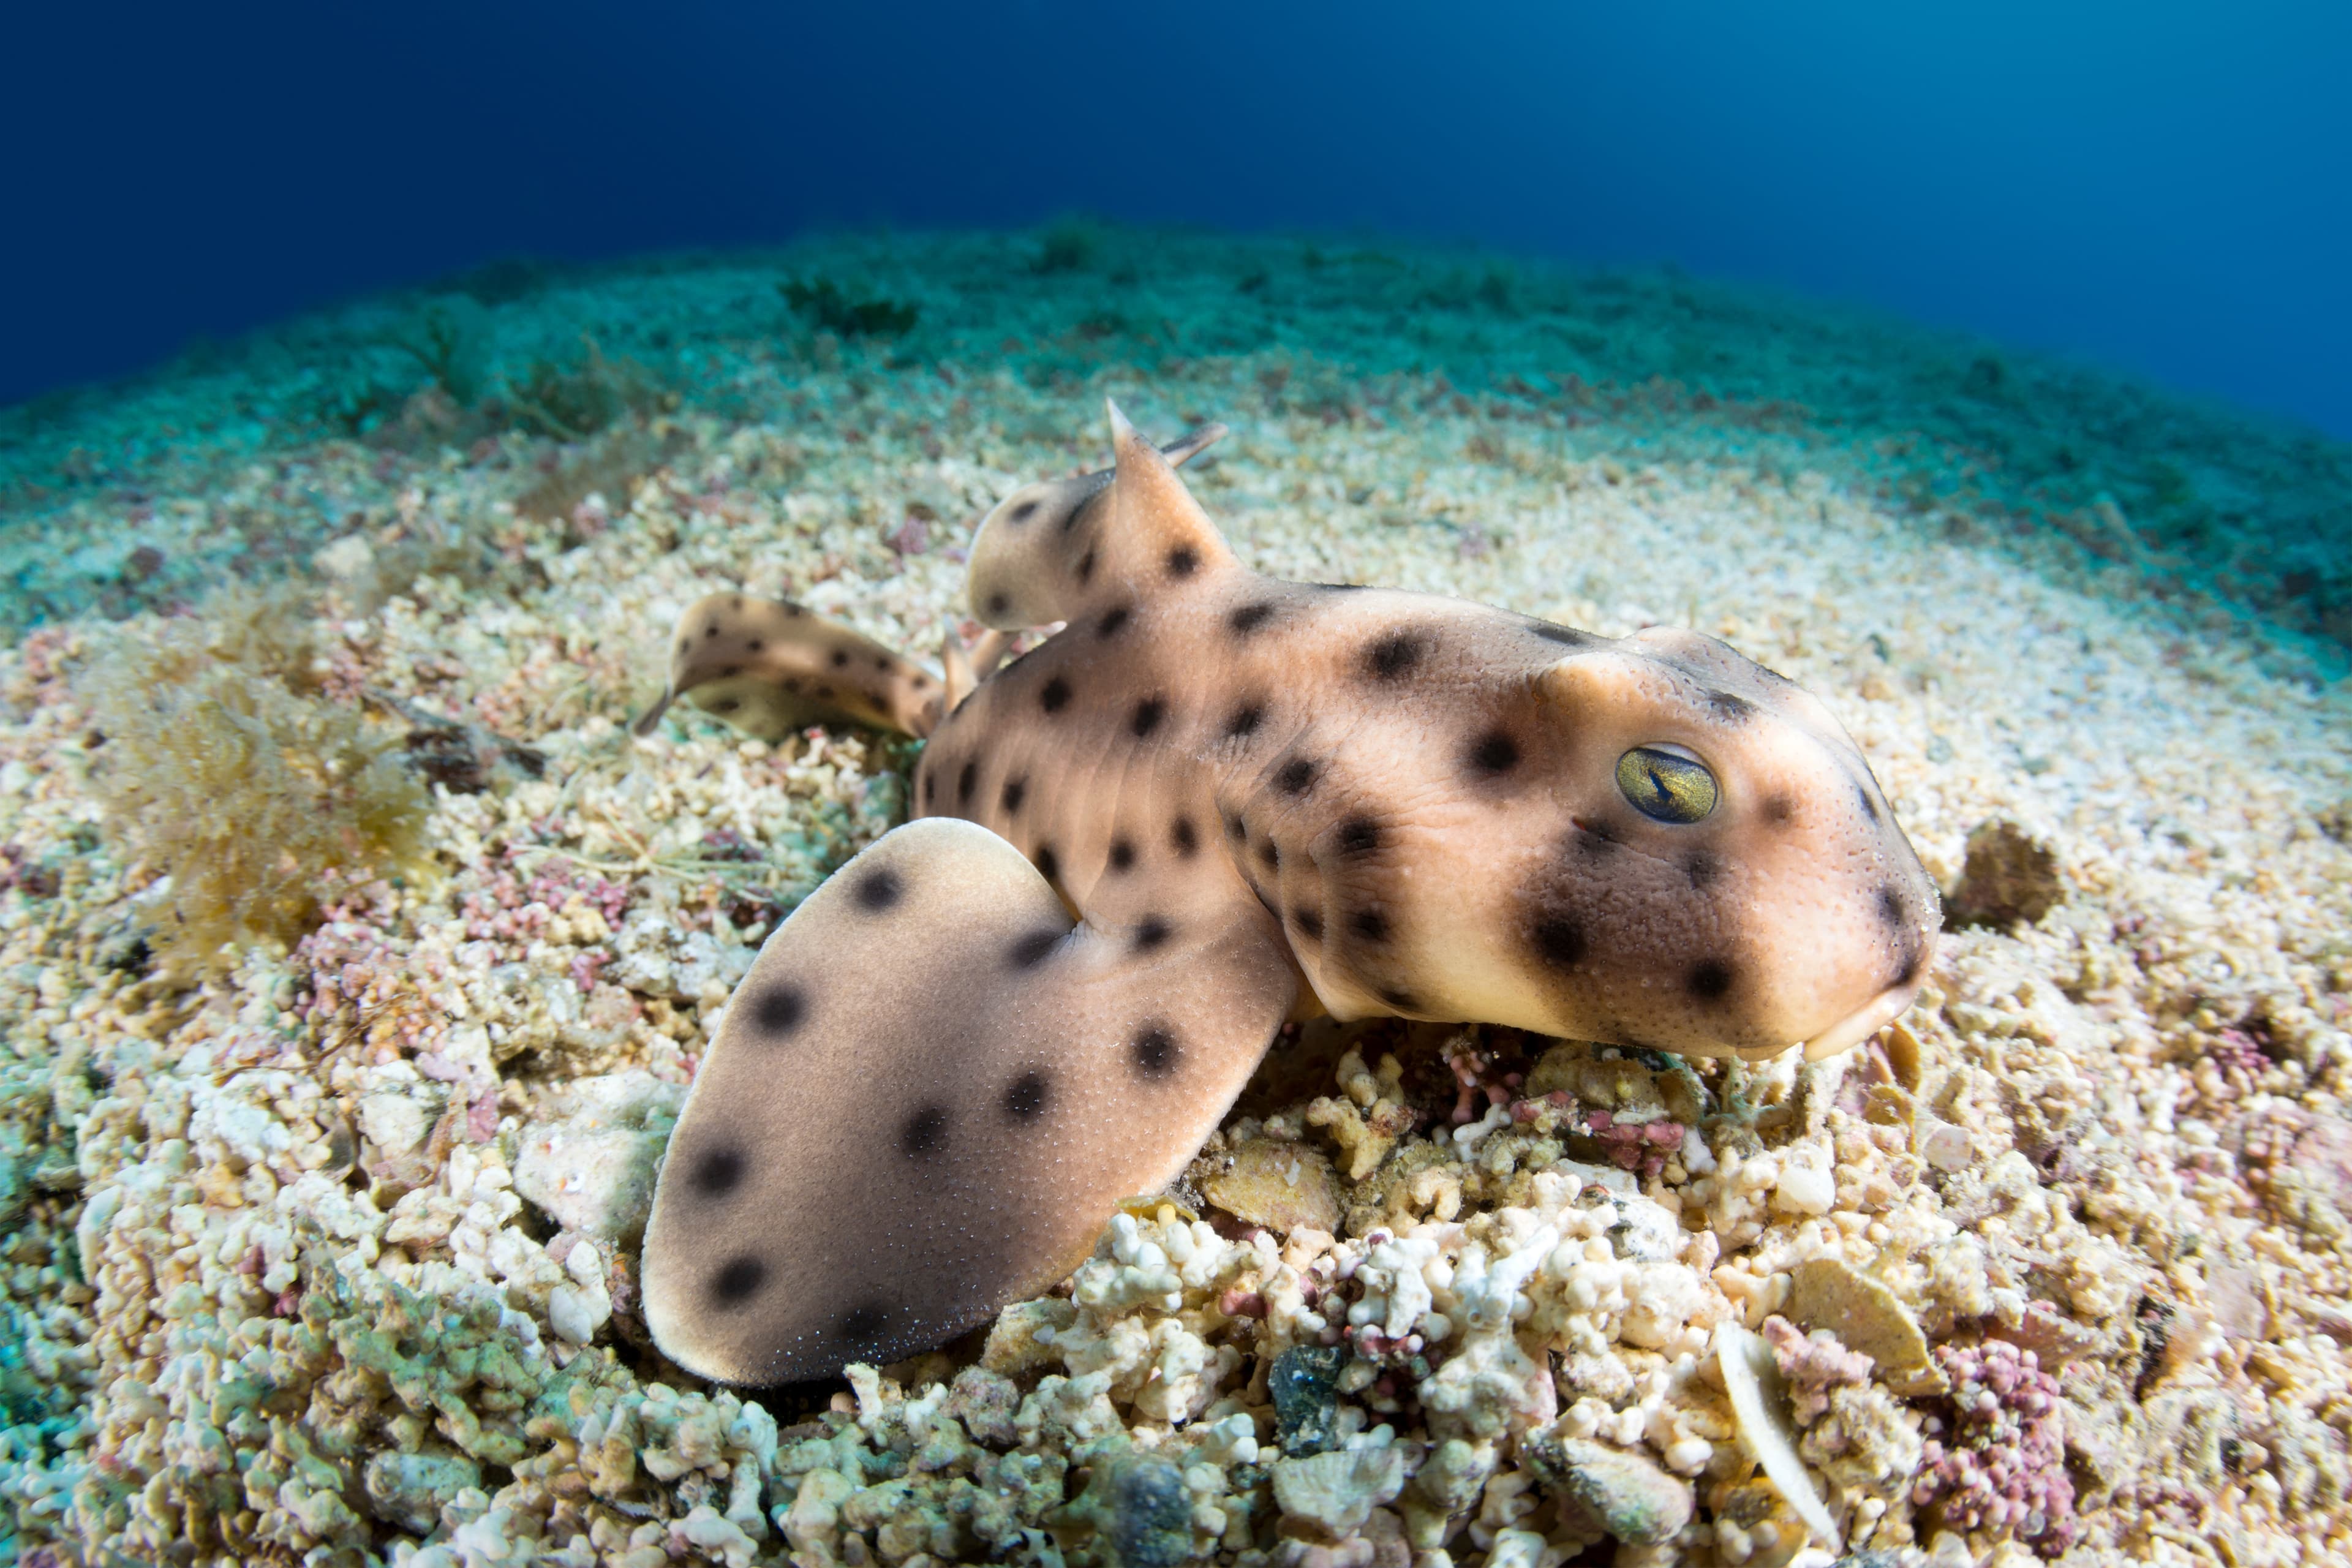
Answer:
xmin=1799 ymin=981 xmax=1923 ymax=1062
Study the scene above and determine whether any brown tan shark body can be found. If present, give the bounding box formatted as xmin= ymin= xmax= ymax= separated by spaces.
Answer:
xmin=636 ymin=403 xmax=1940 ymax=1385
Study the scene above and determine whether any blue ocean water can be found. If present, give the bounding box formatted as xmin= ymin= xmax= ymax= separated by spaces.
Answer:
xmin=2 ymin=1 xmax=2346 ymax=437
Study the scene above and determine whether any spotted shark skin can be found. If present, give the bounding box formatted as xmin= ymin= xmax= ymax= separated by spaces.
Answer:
xmin=636 ymin=402 xmax=1941 ymax=1385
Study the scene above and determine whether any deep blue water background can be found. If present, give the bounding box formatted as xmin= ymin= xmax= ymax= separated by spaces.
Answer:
xmin=4 ymin=1 xmax=2346 ymax=437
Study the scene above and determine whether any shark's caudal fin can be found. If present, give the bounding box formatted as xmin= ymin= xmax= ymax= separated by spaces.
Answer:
xmin=633 ymin=594 xmax=947 ymax=741
xmin=964 ymin=403 xmax=1231 ymax=631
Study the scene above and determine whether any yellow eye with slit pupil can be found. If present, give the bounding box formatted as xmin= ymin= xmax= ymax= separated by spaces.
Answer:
xmin=1616 ymin=745 xmax=1717 ymax=823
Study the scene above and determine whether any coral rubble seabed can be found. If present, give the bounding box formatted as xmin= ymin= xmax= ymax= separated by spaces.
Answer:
xmin=0 ymin=227 xmax=2348 ymax=1567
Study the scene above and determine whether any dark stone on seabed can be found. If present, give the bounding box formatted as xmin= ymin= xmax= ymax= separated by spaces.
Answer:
xmin=1058 ymin=1450 xmax=1195 ymax=1568
xmin=1268 ymin=1342 xmax=1349 ymax=1456
xmin=1947 ymin=817 xmax=2065 ymax=927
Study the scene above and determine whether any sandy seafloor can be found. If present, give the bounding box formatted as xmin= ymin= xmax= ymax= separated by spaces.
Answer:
xmin=0 ymin=227 xmax=2348 ymax=1568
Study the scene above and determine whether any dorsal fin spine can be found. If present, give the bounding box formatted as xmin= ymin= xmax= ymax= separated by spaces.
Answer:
xmin=1103 ymin=399 xmax=1235 ymax=586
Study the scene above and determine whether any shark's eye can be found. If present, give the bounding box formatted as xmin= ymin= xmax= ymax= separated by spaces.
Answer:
xmin=1616 ymin=745 xmax=1717 ymax=824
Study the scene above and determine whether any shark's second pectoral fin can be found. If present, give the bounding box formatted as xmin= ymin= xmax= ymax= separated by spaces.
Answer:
xmin=638 ymin=816 xmax=1296 ymax=1385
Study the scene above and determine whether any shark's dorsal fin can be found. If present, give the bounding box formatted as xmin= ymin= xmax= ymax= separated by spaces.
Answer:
xmin=965 ymin=402 xmax=1232 ymax=630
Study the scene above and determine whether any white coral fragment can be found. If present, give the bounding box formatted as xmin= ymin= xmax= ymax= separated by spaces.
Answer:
xmin=1270 ymin=1444 xmax=1407 ymax=1536
xmin=1770 ymin=1146 xmax=1838 ymax=1216
xmin=1348 ymin=1231 xmax=1439 ymax=1338
xmin=1420 ymin=1225 xmax=1561 ymax=1441
xmin=1716 ymin=1322 xmax=1838 ymax=1551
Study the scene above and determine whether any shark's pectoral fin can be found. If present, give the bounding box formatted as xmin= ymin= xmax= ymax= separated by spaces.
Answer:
xmin=638 ymin=816 xmax=1297 ymax=1385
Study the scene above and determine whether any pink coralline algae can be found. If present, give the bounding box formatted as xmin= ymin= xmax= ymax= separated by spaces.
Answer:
xmin=886 ymin=514 xmax=932 ymax=556
xmin=1580 ymin=1109 xmax=1686 ymax=1174
xmin=1761 ymin=1314 xmax=1874 ymax=1422
xmin=398 ymin=1032 xmax=502 ymax=1141
xmin=1913 ymin=1339 xmax=2078 ymax=1551
xmin=296 ymin=883 xmax=448 ymax=1057
xmin=1442 ymin=1036 xmax=1518 ymax=1124
xmin=1509 ymin=1093 xmax=1685 ymax=1175
xmin=698 ymin=826 xmax=764 ymax=862
xmin=2207 ymin=1023 xmax=2272 ymax=1079
xmin=459 ymin=849 xmax=630 ymax=941
xmin=568 ymin=948 xmax=612 ymax=993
